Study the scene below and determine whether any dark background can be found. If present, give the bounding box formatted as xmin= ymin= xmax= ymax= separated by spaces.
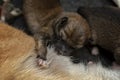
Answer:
xmin=60 ymin=0 xmax=116 ymax=11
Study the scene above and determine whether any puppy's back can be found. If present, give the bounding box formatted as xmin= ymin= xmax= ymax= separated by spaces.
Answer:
xmin=78 ymin=7 xmax=120 ymax=52
xmin=78 ymin=7 xmax=120 ymax=64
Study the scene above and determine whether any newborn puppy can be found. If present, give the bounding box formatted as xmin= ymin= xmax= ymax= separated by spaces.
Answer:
xmin=52 ymin=16 xmax=114 ymax=67
xmin=38 ymin=14 xmax=113 ymax=68
xmin=51 ymin=25 xmax=114 ymax=67
xmin=77 ymin=7 xmax=120 ymax=64
xmin=23 ymin=0 xmax=91 ymax=66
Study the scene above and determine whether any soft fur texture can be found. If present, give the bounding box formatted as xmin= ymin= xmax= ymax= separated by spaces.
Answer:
xmin=77 ymin=7 xmax=120 ymax=64
xmin=23 ymin=0 xmax=91 ymax=62
xmin=0 ymin=22 xmax=35 ymax=80
xmin=0 ymin=22 xmax=120 ymax=80
xmin=23 ymin=0 xmax=91 ymax=51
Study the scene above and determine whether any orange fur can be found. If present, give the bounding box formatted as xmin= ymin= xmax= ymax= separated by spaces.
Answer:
xmin=0 ymin=22 xmax=35 ymax=80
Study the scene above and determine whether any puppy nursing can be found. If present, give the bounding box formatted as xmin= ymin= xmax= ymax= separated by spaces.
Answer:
xmin=24 ymin=0 xmax=120 ymax=80
xmin=0 ymin=0 xmax=119 ymax=80
xmin=23 ymin=0 xmax=91 ymax=65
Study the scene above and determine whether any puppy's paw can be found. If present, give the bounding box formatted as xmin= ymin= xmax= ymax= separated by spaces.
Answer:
xmin=37 ymin=58 xmax=49 ymax=69
xmin=91 ymin=47 xmax=99 ymax=55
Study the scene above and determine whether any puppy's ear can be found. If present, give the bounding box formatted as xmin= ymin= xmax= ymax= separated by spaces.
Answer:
xmin=53 ymin=17 xmax=68 ymax=38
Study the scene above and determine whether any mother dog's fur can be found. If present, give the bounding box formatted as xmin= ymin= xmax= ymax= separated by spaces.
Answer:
xmin=0 ymin=22 xmax=119 ymax=80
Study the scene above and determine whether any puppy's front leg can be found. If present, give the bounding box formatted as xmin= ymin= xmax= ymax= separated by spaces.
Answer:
xmin=34 ymin=33 xmax=49 ymax=68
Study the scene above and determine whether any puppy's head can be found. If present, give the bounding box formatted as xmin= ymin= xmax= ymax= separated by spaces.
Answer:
xmin=53 ymin=12 xmax=91 ymax=48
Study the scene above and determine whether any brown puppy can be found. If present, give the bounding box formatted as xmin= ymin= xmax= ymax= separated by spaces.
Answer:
xmin=78 ymin=7 xmax=120 ymax=64
xmin=0 ymin=22 xmax=119 ymax=80
xmin=23 ymin=0 xmax=91 ymax=63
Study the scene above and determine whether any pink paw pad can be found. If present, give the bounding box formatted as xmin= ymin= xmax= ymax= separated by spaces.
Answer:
xmin=91 ymin=47 xmax=99 ymax=55
xmin=88 ymin=61 xmax=94 ymax=65
xmin=37 ymin=59 xmax=49 ymax=68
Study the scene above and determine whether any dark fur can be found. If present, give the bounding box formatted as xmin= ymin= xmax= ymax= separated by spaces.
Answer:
xmin=50 ymin=36 xmax=114 ymax=67
xmin=50 ymin=21 xmax=114 ymax=67
xmin=77 ymin=7 xmax=120 ymax=64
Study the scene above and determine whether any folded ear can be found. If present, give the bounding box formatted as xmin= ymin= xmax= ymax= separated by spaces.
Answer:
xmin=53 ymin=17 xmax=68 ymax=38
